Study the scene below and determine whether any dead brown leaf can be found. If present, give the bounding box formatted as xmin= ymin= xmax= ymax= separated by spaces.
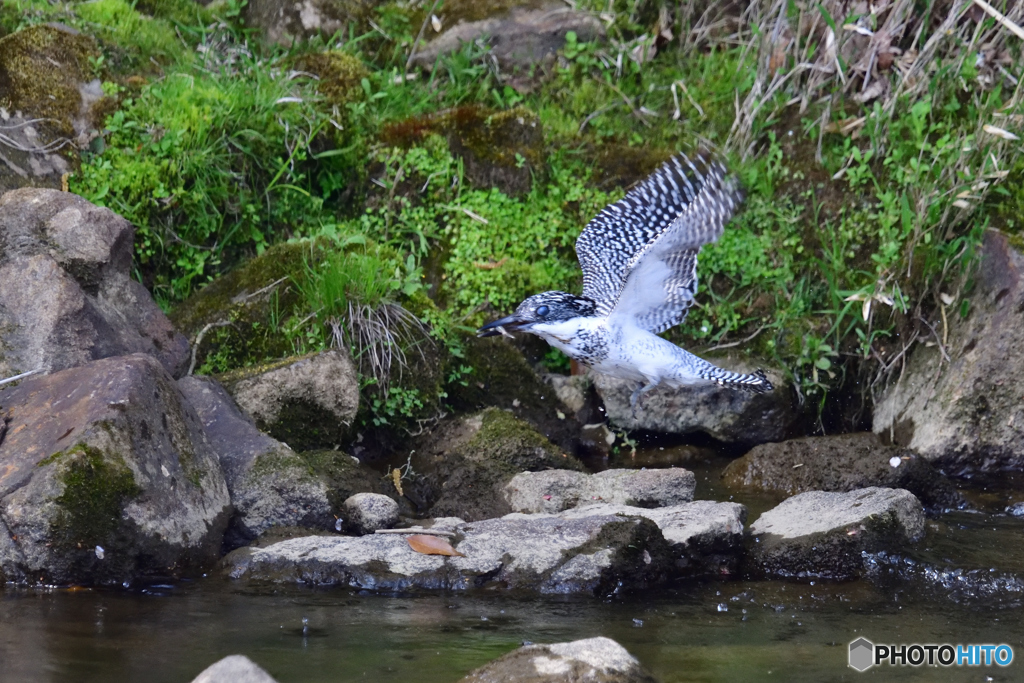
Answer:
xmin=391 ymin=468 xmax=404 ymax=497
xmin=407 ymin=534 xmax=465 ymax=557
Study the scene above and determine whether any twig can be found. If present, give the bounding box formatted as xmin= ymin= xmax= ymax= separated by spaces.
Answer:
xmin=972 ymin=0 xmax=1024 ymax=42
xmin=405 ymin=0 xmax=443 ymax=76
xmin=188 ymin=320 xmax=232 ymax=375
xmin=701 ymin=324 xmax=767 ymax=353
xmin=0 ymin=368 xmax=42 ymax=387
xmin=374 ymin=528 xmax=456 ymax=538
xmin=578 ymin=102 xmax=622 ymax=134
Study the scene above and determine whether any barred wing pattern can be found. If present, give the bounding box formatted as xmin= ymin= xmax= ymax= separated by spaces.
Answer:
xmin=575 ymin=151 xmax=743 ymax=334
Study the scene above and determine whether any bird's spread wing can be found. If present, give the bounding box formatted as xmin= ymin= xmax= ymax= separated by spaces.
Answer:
xmin=575 ymin=151 xmax=743 ymax=333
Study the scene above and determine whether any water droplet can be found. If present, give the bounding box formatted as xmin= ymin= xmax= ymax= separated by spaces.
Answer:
xmin=335 ymin=518 xmax=344 ymax=532
xmin=94 ymin=546 xmax=105 ymax=560
xmin=122 ymin=581 xmax=130 ymax=589
xmin=717 ymin=603 xmax=728 ymax=612
xmin=632 ymin=618 xmax=643 ymax=627
xmin=889 ymin=456 xmax=901 ymax=468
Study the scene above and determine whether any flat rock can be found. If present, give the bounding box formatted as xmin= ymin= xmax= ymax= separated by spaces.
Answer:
xmin=178 ymin=375 xmax=334 ymax=548
xmin=722 ymin=433 xmax=961 ymax=510
xmin=342 ymin=493 xmax=399 ymax=535
xmin=225 ymin=508 xmax=671 ymax=595
xmin=749 ymin=487 xmax=925 ymax=580
xmin=458 ymin=637 xmax=658 ymax=683
xmin=0 ymin=354 xmax=230 ymax=585
xmin=191 ymin=655 xmax=279 ymax=683
xmin=0 ymin=188 xmax=189 ymax=378
xmin=504 ymin=468 xmax=695 ymax=513
xmin=593 ymin=361 xmax=795 ymax=444
xmin=218 ymin=350 xmax=359 ymax=451
xmin=874 ymin=231 xmax=1024 ymax=473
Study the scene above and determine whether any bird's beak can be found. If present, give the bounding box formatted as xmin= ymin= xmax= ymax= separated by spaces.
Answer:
xmin=477 ymin=314 xmax=530 ymax=338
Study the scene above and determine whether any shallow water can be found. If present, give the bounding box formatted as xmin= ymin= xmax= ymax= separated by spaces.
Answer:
xmin=4 ymin=447 xmax=1024 ymax=682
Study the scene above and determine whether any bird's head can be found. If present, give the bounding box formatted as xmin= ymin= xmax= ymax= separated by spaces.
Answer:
xmin=477 ymin=291 xmax=597 ymax=337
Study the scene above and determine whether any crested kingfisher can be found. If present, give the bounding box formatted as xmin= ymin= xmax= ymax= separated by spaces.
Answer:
xmin=477 ymin=150 xmax=773 ymax=412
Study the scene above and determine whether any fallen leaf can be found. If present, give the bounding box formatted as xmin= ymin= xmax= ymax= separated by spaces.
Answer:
xmin=392 ymin=468 xmax=404 ymax=497
xmin=407 ymin=534 xmax=465 ymax=557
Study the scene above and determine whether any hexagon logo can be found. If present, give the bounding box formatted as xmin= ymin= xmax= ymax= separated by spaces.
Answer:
xmin=849 ymin=638 xmax=875 ymax=672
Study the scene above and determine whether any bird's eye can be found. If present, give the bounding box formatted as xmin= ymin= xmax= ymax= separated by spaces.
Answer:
xmin=536 ymin=305 xmax=549 ymax=317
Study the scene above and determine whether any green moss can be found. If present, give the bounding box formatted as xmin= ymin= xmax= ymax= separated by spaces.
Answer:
xmin=0 ymin=24 xmax=98 ymax=138
xmin=294 ymin=50 xmax=369 ymax=109
xmin=48 ymin=443 xmax=141 ymax=552
xmin=299 ymin=449 xmax=386 ymax=511
xmin=466 ymin=407 xmax=580 ymax=471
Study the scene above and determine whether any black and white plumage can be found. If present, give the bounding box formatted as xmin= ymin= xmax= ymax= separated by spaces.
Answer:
xmin=479 ymin=150 xmax=772 ymax=410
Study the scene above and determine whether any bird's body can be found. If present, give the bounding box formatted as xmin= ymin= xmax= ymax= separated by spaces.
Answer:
xmin=478 ymin=150 xmax=772 ymax=409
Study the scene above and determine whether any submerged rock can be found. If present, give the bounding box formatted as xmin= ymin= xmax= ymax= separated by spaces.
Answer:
xmin=218 ymin=350 xmax=359 ymax=451
xmin=873 ymin=231 xmax=1024 ymax=473
xmin=178 ymin=375 xmax=334 ymax=549
xmin=749 ymin=487 xmax=925 ymax=581
xmin=190 ymin=655 xmax=279 ymax=683
xmin=458 ymin=636 xmax=658 ymax=683
xmin=410 ymin=408 xmax=585 ymax=521
xmin=411 ymin=1 xmax=604 ymax=71
xmin=504 ymin=468 xmax=696 ymax=513
xmin=722 ymin=433 xmax=961 ymax=511
xmin=0 ymin=354 xmax=230 ymax=585
xmin=341 ymin=493 xmax=399 ymax=535
xmin=593 ymin=361 xmax=795 ymax=444
xmin=0 ymin=188 xmax=190 ymax=378
xmin=225 ymin=507 xmax=672 ymax=594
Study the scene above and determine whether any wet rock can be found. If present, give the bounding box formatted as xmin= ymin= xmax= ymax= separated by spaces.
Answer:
xmin=224 ymin=508 xmax=672 ymax=594
xmin=177 ymin=375 xmax=333 ymax=548
xmin=722 ymin=433 xmax=962 ymax=511
xmin=0 ymin=354 xmax=230 ymax=585
xmin=409 ymin=408 xmax=585 ymax=522
xmin=504 ymin=468 xmax=695 ymax=513
xmin=593 ymin=360 xmax=795 ymax=444
xmin=341 ymin=493 xmax=399 ymax=535
xmin=191 ymin=655 xmax=279 ymax=683
xmin=411 ymin=2 xmax=604 ymax=71
xmin=0 ymin=188 xmax=190 ymax=378
xmin=244 ymin=0 xmax=374 ymax=46
xmin=874 ymin=231 xmax=1024 ymax=474
xmin=218 ymin=350 xmax=359 ymax=451
xmin=749 ymin=487 xmax=925 ymax=581
xmin=458 ymin=636 xmax=658 ymax=683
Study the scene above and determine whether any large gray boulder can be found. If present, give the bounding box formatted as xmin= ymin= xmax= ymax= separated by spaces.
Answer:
xmin=593 ymin=361 xmax=795 ymax=444
xmin=873 ymin=231 xmax=1024 ymax=474
xmin=504 ymin=468 xmax=695 ymax=514
xmin=218 ymin=350 xmax=359 ymax=451
xmin=191 ymin=655 xmax=279 ymax=683
xmin=225 ymin=508 xmax=672 ymax=595
xmin=177 ymin=375 xmax=334 ymax=548
xmin=0 ymin=354 xmax=230 ymax=585
xmin=722 ymin=433 xmax=961 ymax=511
xmin=0 ymin=188 xmax=190 ymax=378
xmin=458 ymin=637 xmax=658 ymax=683
xmin=749 ymin=487 xmax=925 ymax=581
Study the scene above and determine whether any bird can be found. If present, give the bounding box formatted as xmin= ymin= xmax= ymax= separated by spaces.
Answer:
xmin=477 ymin=149 xmax=773 ymax=414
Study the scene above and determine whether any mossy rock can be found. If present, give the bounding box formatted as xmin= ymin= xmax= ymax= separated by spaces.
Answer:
xmin=410 ymin=407 xmax=585 ymax=521
xmin=299 ymin=449 xmax=389 ymax=511
xmin=294 ymin=50 xmax=368 ymax=109
xmin=0 ymin=23 xmax=99 ymax=139
xmin=244 ymin=0 xmax=376 ymax=46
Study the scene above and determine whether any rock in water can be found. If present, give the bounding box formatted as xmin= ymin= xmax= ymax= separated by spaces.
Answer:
xmin=191 ymin=655 xmax=279 ymax=683
xmin=0 ymin=355 xmax=230 ymax=585
xmin=504 ymin=468 xmax=696 ymax=513
xmin=874 ymin=231 xmax=1024 ymax=474
xmin=178 ymin=375 xmax=334 ymax=548
xmin=749 ymin=487 xmax=925 ymax=581
xmin=457 ymin=637 xmax=658 ymax=683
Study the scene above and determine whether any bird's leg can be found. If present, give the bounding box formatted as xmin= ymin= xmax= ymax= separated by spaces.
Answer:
xmin=629 ymin=380 xmax=661 ymax=418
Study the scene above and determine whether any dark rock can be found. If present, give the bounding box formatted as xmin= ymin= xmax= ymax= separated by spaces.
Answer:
xmin=177 ymin=375 xmax=334 ymax=548
xmin=874 ymin=231 xmax=1024 ymax=473
xmin=504 ymin=468 xmax=696 ymax=513
xmin=191 ymin=655 xmax=279 ymax=683
xmin=0 ymin=188 xmax=190 ymax=378
xmin=410 ymin=408 xmax=585 ymax=521
xmin=0 ymin=354 xmax=230 ymax=585
xmin=244 ymin=0 xmax=374 ymax=46
xmin=722 ymin=433 xmax=961 ymax=511
xmin=748 ymin=487 xmax=925 ymax=581
xmin=341 ymin=492 xmax=398 ymax=534
xmin=224 ymin=509 xmax=672 ymax=595
xmin=593 ymin=360 xmax=796 ymax=444
xmin=457 ymin=637 xmax=658 ymax=683
xmin=217 ymin=350 xmax=359 ymax=451
xmin=411 ymin=2 xmax=605 ymax=71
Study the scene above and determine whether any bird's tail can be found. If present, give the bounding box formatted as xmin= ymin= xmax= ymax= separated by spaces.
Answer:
xmin=699 ymin=365 xmax=774 ymax=393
